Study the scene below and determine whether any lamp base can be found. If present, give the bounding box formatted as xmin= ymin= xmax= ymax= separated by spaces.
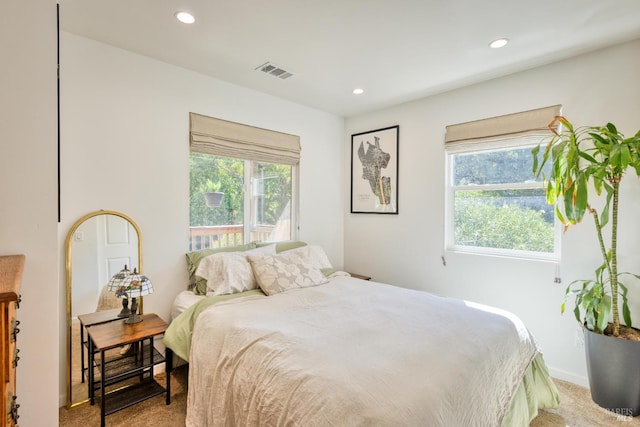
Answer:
xmin=117 ymin=297 xmax=131 ymax=318
xmin=123 ymin=297 xmax=142 ymax=324
xmin=124 ymin=313 xmax=143 ymax=324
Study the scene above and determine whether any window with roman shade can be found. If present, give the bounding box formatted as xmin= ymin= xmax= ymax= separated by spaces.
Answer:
xmin=188 ymin=113 xmax=300 ymax=250
xmin=444 ymin=105 xmax=562 ymax=260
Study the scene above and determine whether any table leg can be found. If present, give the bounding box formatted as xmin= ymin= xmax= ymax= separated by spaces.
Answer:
xmin=139 ymin=339 xmax=144 ymax=382
xmin=100 ymin=348 xmax=106 ymax=427
xmin=88 ymin=337 xmax=94 ymax=404
xmin=166 ymin=347 xmax=172 ymax=405
xmin=80 ymin=324 xmax=85 ymax=383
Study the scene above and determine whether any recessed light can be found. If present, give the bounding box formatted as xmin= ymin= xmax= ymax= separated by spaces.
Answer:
xmin=353 ymin=88 xmax=364 ymax=95
xmin=175 ymin=11 xmax=195 ymax=24
xmin=489 ymin=38 xmax=509 ymax=49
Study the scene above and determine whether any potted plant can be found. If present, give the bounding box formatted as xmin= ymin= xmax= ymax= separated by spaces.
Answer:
xmin=200 ymin=179 xmax=224 ymax=208
xmin=532 ymin=116 xmax=640 ymax=415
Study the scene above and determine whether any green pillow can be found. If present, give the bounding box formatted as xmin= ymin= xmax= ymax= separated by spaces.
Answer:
xmin=321 ymin=267 xmax=336 ymax=277
xmin=256 ymin=240 xmax=307 ymax=253
xmin=186 ymin=243 xmax=256 ymax=295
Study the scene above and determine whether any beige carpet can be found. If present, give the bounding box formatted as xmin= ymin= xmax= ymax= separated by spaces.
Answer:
xmin=531 ymin=378 xmax=640 ymax=426
xmin=59 ymin=370 xmax=640 ymax=426
xmin=59 ymin=366 xmax=188 ymax=427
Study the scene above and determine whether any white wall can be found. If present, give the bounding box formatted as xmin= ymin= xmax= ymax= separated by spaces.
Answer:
xmin=58 ymin=33 xmax=345 ymax=405
xmin=0 ymin=1 xmax=59 ymax=425
xmin=345 ymin=39 xmax=640 ymax=386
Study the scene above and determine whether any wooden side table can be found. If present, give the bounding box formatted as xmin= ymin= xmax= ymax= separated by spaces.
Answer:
xmin=86 ymin=313 xmax=172 ymax=427
xmin=349 ymin=273 xmax=372 ymax=281
xmin=77 ymin=309 xmax=121 ymax=384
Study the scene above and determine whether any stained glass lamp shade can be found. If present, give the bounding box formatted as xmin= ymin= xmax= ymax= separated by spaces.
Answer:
xmin=106 ymin=265 xmax=132 ymax=318
xmin=116 ymin=268 xmax=153 ymax=324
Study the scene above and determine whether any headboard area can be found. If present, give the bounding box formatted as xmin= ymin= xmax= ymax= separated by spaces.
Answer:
xmin=186 ymin=241 xmax=308 ymax=295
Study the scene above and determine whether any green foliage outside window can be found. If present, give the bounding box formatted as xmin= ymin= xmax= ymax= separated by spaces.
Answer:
xmin=189 ymin=153 xmax=293 ymax=228
xmin=454 ymin=191 xmax=554 ymax=253
xmin=190 ymin=153 xmax=244 ymax=227
xmin=454 ymin=146 xmax=541 ymax=186
xmin=252 ymin=162 xmax=292 ymax=227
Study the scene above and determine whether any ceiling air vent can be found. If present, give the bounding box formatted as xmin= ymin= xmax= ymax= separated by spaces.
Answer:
xmin=255 ymin=62 xmax=294 ymax=80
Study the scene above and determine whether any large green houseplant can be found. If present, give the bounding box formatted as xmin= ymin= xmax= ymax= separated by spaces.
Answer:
xmin=533 ymin=116 xmax=640 ymax=414
xmin=533 ymin=116 xmax=640 ymax=336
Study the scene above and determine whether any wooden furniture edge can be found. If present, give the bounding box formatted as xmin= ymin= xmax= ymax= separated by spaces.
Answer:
xmin=0 ymin=255 xmax=25 ymax=302
xmin=349 ymin=272 xmax=371 ymax=281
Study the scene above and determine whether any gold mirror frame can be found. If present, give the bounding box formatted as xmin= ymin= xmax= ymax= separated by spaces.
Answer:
xmin=65 ymin=210 xmax=143 ymax=408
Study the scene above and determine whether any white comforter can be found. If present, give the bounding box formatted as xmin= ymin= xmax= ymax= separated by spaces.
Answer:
xmin=187 ymin=276 xmax=538 ymax=427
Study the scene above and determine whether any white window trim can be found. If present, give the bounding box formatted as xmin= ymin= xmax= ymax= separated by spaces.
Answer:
xmin=243 ymin=162 xmax=252 ymax=243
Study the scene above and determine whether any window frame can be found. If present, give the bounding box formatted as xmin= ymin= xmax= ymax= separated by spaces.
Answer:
xmin=243 ymin=158 xmax=300 ymax=243
xmin=444 ymin=137 xmax=561 ymax=261
xmin=189 ymin=154 xmax=299 ymax=249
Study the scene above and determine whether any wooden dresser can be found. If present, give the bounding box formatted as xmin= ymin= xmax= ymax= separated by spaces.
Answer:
xmin=0 ymin=256 xmax=24 ymax=427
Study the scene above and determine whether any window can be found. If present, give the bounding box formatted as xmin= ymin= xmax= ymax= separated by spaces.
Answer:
xmin=444 ymin=106 xmax=561 ymax=260
xmin=189 ymin=113 xmax=299 ymax=250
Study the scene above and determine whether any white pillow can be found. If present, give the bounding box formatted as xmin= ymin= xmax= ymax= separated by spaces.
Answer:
xmin=280 ymin=244 xmax=333 ymax=269
xmin=247 ymin=251 xmax=329 ymax=296
xmin=196 ymin=244 xmax=276 ymax=296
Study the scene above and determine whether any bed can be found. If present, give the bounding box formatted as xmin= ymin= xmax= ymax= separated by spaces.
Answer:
xmin=164 ymin=243 xmax=559 ymax=426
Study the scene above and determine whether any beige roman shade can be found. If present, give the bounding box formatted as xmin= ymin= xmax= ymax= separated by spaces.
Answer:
xmin=445 ymin=105 xmax=562 ymax=149
xmin=190 ymin=112 xmax=301 ymax=165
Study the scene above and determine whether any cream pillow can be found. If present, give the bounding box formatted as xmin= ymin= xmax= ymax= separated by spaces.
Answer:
xmin=196 ymin=244 xmax=276 ymax=296
xmin=247 ymin=251 xmax=329 ymax=296
xmin=280 ymin=244 xmax=333 ymax=270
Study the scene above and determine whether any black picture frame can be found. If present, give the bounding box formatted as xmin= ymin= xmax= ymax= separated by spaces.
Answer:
xmin=350 ymin=125 xmax=399 ymax=214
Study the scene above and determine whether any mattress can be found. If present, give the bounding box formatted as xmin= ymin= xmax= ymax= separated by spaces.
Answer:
xmin=170 ymin=290 xmax=205 ymax=321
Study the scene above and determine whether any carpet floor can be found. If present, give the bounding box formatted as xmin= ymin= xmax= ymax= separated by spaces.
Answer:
xmin=59 ymin=369 xmax=640 ymax=426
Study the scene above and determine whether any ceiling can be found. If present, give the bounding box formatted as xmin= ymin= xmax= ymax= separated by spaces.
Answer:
xmin=59 ymin=0 xmax=640 ymax=117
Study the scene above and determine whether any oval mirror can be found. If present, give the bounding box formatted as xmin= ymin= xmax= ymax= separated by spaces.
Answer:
xmin=65 ymin=210 xmax=142 ymax=407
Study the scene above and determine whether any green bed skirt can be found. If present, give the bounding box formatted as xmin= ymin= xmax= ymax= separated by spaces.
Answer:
xmin=502 ymin=353 xmax=560 ymax=426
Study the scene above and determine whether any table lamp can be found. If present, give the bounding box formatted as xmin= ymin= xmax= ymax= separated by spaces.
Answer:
xmin=106 ymin=265 xmax=132 ymax=317
xmin=116 ymin=268 xmax=153 ymax=324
